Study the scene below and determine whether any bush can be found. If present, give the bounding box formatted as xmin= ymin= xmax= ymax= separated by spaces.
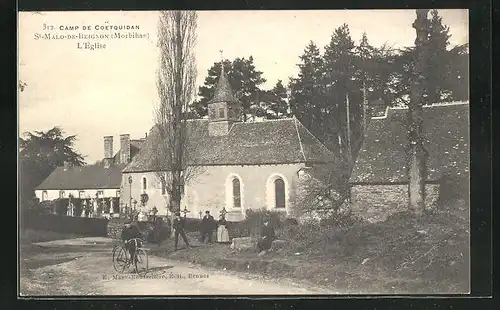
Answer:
xmin=184 ymin=217 xmax=202 ymax=232
xmin=271 ymin=209 xmax=361 ymax=255
xmin=22 ymin=199 xmax=55 ymax=215
xmin=227 ymin=208 xmax=286 ymax=239
xmin=318 ymin=209 xmax=363 ymax=230
xmin=22 ymin=210 xmax=109 ymax=236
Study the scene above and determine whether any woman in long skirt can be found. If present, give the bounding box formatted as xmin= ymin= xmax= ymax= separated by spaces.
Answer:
xmin=217 ymin=215 xmax=230 ymax=243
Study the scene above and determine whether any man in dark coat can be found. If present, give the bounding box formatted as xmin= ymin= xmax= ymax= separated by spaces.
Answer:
xmin=257 ymin=218 xmax=275 ymax=254
xmin=200 ymin=210 xmax=216 ymax=244
xmin=173 ymin=212 xmax=190 ymax=251
xmin=121 ymin=221 xmax=142 ymax=262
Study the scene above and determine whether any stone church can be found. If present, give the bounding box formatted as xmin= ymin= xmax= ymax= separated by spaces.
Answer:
xmin=121 ymin=64 xmax=337 ymax=221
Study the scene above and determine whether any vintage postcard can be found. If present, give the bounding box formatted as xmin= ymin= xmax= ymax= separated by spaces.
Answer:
xmin=18 ymin=9 xmax=470 ymax=296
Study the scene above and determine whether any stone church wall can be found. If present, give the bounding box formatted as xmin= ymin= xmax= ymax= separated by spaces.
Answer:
xmin=121 ymin=163 xmax=305 ymax=222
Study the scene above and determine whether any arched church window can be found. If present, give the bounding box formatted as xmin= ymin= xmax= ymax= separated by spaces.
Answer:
xmin=142 ymin=177 xmax=147 ymax=191
xmin=161 ymin=179 xmax=166 ymax=195
xmin=209 ymin=108 xmax=215 ymax=119
xmin=274 ymin=178 xmax=285 ymax=209
xmin=219 ymin=108 xmax=225 ymax=119
xmin=232 ymin=178 xmax=241 ymax=208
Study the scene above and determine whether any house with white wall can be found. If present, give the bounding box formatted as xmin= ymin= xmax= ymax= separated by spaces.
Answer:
xmin=35 ymin=134 xmax=145 ymax=217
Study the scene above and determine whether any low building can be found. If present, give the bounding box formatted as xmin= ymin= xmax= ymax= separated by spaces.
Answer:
xmin=34 ymin=134 xmax=144 ymax=217
xmin=349 ymin=101 xmax=469 ymax=223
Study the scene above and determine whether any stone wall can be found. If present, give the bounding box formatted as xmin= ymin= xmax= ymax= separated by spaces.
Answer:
xmin=208 ymin=121 xmax=231 ymax=136
xmin=107 ymin=218 xmax=128 ymax=239
xmin=350 ymin=183 xmax=440 ymax=223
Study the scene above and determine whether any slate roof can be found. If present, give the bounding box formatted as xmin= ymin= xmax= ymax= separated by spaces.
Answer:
xmin=122 ymin=118 xmax=337 ymax=173
xmin=35 ymin=163 xmax=127 ymax=190
xmin=350 ymin=102 xmax=469 ymax=184
xmin=35 ymin=139 xmax=145 ymax=191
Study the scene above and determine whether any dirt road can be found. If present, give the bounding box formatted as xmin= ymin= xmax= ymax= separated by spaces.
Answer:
xmin=20 ymin=237 xmax=336 ymax=296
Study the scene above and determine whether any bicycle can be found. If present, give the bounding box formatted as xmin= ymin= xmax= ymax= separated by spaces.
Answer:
xmin=112 ymin=238 xmax=149 ymax=276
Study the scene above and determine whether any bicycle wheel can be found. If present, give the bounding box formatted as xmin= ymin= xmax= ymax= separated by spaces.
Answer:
xmin=112 ymin=246 xmax=130 ymax=273
xmin=134 ymin=248 xmax=148 ymax=276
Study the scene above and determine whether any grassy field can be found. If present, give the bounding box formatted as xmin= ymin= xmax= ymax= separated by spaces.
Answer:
xmin=151 ymin=203 xmax=469 ymax=294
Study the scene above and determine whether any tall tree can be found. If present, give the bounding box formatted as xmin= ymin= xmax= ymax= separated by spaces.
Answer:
xmin=407 ymin=9 xmax=430 ymax=214
xmin=391 ymin=9 xmax=467 ymax=105
xmin=190 ymin=56 xmax=266 ymax=121
xmin=153 ymin=11 xmax=199 ymax=233
xmin=353 ymin=32 xmax=375 ymax=136
xmin=322 ymin=24 xmax=359 ymax=164
xmin=446 ymin=43 xmax=469 ymax=101
xmin=19 ymin=127 xmax=86 ymax=205
xmin=268 ymin=80 xmax=289 ymax=118
xmin=426 ymin=9 xmax=451 ymax=104
xmin=289 ymin=41 xmax=324 ymax=136
xmin=256 ymin=80 xmax=290 ymax=119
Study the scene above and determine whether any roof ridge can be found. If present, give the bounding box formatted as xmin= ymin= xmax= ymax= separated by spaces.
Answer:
xmin=293 ymin=118 xmax=307 ymax=162
xmin=390 ymin=100 xmax=470 ymax=110
xmin=232 ymin=118 xmax=296 ymax=124
xmin=294 ymin=119 xmax=335 ymax=158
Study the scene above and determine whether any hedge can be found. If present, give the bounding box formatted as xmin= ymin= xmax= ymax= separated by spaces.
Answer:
xmin=21 ymin=210 xmax=108 ymax=237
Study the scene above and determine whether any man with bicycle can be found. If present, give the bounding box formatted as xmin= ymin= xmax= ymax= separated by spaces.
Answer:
xmin=121 ymin=221 xmax=142 ymax=263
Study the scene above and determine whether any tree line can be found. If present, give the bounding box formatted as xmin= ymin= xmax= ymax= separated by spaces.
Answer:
xmin=19 ymin=10 xmax=467 ymax=216
xmin=188 ymin=9 xmax=468 ymax=162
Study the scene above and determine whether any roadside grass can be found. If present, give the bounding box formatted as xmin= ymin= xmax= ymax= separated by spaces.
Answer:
xmin=151 ymin=201 xmax=469 ymax=294
xmin=19 ymin=229 xmax=88 ymax=277
xmin=20 ymin=228 xmax=84 ymax=245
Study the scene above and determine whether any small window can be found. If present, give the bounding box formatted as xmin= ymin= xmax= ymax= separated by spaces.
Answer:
xmin=97 ymin=190 xmax=104 ymax=198
xmin=42 ymin=191 xmax=48 ymax=201
xmin=232 ymin=178 xmax=241 ymax=208
xmin=161 ymin=179 xmax=166 ymax=195
xmin=274 ymin=178 xmax=285 ymax=209
xmin=218 ymin=108 xmax=225 ymax=119
xmin=116 ymin=190 xmax=120 ymax=197
xmin=79 ymin=190 xmax=85 ymax=199
xmin=142 ymin=177 xmax=147 ymax=191
xmin=59 ymin=190 xmax=65 ymax=199
xmin=209 ymin=108 xmax=216 ymax=119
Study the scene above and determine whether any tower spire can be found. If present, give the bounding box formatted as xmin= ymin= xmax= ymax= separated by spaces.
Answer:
xmin=207 ymin=50 xmax=242 ymax=136
xmin=219 ymin=49 xmax=224 ymax=75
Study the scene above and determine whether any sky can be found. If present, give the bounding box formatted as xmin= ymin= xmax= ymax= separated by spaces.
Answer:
xmin=18 ymin=10 xmax=469 ymax=164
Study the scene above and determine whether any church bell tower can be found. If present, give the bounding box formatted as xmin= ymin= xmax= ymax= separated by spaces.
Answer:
xmin=208 ymin=51 xmax=242 ymax=136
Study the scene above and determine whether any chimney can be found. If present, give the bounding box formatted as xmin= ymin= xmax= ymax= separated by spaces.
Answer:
xmin=104 ymin=136 xmax=114 ymax=159
xmin=120 ymin=134 xmax=131 ymax=164
xmin=103 ymin=136 xmax=114 ymax=168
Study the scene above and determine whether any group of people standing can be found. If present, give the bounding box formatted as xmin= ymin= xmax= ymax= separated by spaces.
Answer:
xmin=123 ymin=209 xmax=276 ymax=255
xmin=171 ymin=210 xmax=230 ymax=251
xmin=200 ymin=210 xmax=230 ymax=244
